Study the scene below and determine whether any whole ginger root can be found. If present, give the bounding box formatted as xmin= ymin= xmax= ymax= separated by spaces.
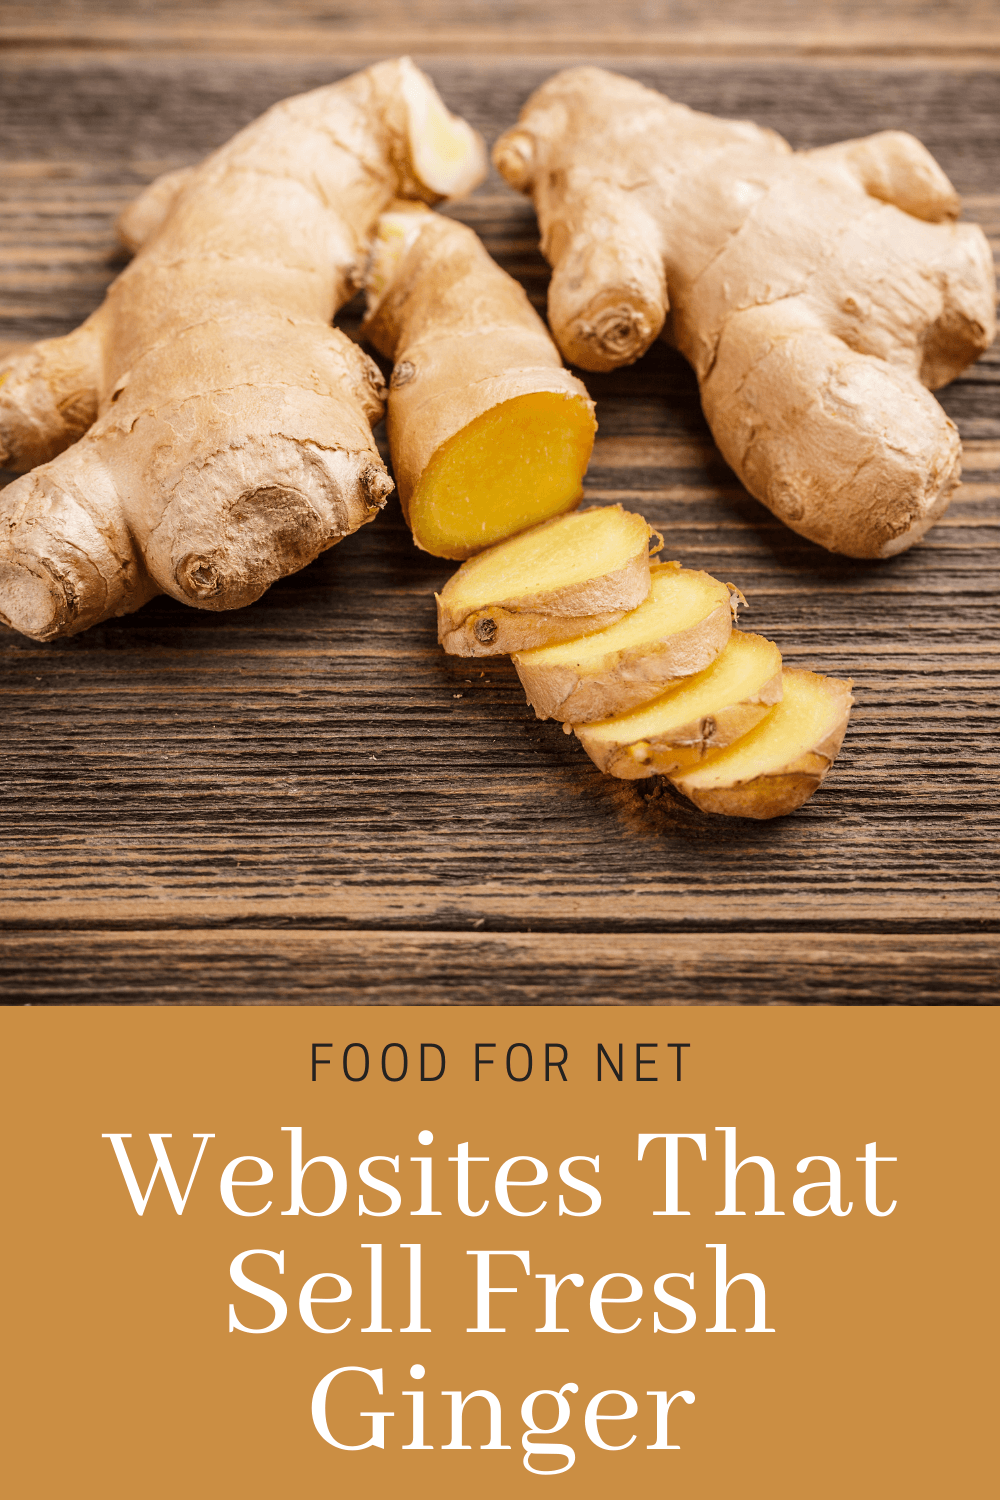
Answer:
xmin=494 ymin=68 xmax=996 ymax=559
xmin=0 ymin=59 xmax=485 ymax=641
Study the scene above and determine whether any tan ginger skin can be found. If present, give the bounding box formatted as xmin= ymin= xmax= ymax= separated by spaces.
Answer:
xmin=494 ymin=68 xmax=996 ymax=559
xmin=0 ymin=60 xmax=486 ymax=641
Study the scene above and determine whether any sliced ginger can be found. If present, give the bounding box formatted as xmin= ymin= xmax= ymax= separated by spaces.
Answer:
xmin=513 ymin=560 xmax=736 ymax=722
xmin=437 ymin=503 xmax=653 ymax=656
xmin=575 ymin=630 xmax=782 ymax=778
xmin=431 ymin=484 xmax=853 ymax=819
xmin=672 ymin=667 xmax=853 ymax=819
xmin=409 ymin=390 xmax=595 ymax=557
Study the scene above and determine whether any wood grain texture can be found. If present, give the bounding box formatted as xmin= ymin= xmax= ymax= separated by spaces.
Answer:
xmin=0 ymin=14 xmax=997 ymax=1004
xmin=1 ymin=932 xmax=996 ymax=1005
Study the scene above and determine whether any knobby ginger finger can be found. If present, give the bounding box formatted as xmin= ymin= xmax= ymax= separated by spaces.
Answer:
xmin=0 ymin=60 xmax=487 ymax=641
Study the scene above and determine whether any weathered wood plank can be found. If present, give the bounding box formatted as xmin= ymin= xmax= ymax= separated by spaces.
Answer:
xmin=3 ymin=1 xmax=1000 ymax=59
xmin=0 ymin=930 xmax=995 ymax=1004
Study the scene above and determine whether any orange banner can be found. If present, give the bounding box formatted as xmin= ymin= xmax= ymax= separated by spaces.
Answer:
xmin=1 ymin=1006 xmax=994 ymax=1498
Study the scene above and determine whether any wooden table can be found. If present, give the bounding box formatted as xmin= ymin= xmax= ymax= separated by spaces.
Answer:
xmin=1 ymin=3 xmax=997 ymax=1003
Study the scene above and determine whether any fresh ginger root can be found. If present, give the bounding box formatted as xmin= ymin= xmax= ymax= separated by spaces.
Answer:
xmin=362 ymin=202 xmax=595 ymax=558
xmin=436 ymin=503 xmax=654 ymax=656
xmin=0 ymin=59 xmax=486 ymax=641
xmin=494 ymin=68 xmax=996 ymax=558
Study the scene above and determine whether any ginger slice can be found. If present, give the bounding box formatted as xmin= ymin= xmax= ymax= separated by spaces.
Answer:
xmin=671 ymin=667 xmax=853 ymax=819
xmin=575 ymin=630 xmax=782 ymax=778
xmin=364 ymin=205 xmax=595 ymax=559
xmin=437 ymin=503 xmax=652 ymax=656
xmin=513 ymin=560 xmax=736 ymax=722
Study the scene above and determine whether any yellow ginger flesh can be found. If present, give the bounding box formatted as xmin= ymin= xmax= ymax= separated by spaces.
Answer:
xmin=442 ymin=504 xmax=650 ymax=610
xmin=408 ymin=390 xmax=596 ymax=557
xmin=582 ymin=631 xmax=782 ymax=747
xmin=677 ymin=668 xmax=847 ymax=792
xmin=516 ymin=562 xmax=729 ymax=673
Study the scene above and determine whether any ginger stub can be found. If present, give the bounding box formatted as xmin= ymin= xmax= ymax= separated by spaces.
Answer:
xmin=494 ymin=68 xmax=996 ymax=558
xmin=671 ymin=668 xmax=854 ymax=819
xmin=363 ymin=204 xmax=595 ymax=559
xmin=575 ymin=631 xmax=783 ymax=778
xmin=0 ymin=61 xmax=486 ymax=641
xmin=513 ymin=561 xmax=737 ymax=723
xmin=436 ymin=504 xmax=653 ymax=656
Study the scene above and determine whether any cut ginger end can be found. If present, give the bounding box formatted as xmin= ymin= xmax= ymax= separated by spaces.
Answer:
xmin=673 ymin=668 xmax=854 ymax=819
xmin=408 ymin=391 xmax=597 ymax=559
